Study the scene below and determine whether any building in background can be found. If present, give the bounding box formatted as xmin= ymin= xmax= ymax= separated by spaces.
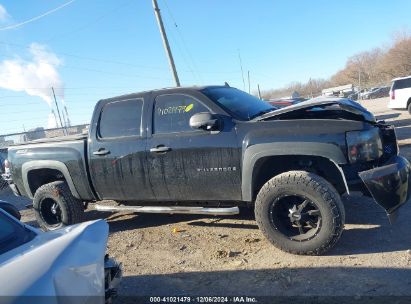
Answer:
xmin=322 ymin=84 xmax=354 ymax=97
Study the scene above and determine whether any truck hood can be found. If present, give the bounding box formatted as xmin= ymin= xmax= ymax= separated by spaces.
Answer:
xmin=257 ymin=97 xmax=376 ymax=123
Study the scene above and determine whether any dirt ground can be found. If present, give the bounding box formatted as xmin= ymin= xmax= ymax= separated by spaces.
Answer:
xmin=18 ymin=97 xmax=411 ymax=299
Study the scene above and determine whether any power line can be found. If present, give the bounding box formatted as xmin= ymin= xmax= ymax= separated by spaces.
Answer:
xmin=44 ymin=0 xmax=133 ymax=43
xmin=238 ymin=50 xmax=246 ymax=90
xmin=152 ymin=0 xmax=180 ymax=86
xmin=0 ymin=41 xmax=244 ymax=75
xmin=0 ymin=41 xmax=168 ymax=71
xmin=0 ymin=0 xmax=76 ymax=31
xmin=161 ymin=14 xmax=198 ymax=83
xmin=161 ymin=0 xmax=203 ymax=84
xmin=61 ymin=65 xmax=173 ymax=80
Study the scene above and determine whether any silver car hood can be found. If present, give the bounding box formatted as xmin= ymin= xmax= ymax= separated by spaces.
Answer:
xmin=0 ymin=220 xmax=109 ymax=303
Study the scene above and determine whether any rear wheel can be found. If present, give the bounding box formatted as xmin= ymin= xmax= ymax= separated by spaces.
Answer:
xmin=33 ymin=181 xmax=84 ymax=231
xmin=407 ymin=101 xmax=411 ymax=114
xmin=255 ymin=171 xmax=345 ymax=255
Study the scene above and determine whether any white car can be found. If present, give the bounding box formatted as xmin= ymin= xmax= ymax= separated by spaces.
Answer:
xmin=0 ymin=209 xmax=121 ymax=304
xmin=388 ymin=75 xmax=411 ymax=112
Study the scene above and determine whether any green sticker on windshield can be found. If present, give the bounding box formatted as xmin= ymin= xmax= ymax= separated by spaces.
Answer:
xmin=157 ymin=103 xmax=194 ymax=115
xmin=185 ymin=103 xmax=194 ymax=112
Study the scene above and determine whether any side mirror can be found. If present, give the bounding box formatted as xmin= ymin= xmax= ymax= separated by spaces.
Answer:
xmin=189 ymin=112 xmax=220 ymax=131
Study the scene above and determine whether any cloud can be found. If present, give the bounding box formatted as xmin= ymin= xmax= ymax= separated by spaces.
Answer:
xmin=0 ymin=4 xmax=10 ymax=22
xmin=0 ymin=43 xmax=65 ymax=127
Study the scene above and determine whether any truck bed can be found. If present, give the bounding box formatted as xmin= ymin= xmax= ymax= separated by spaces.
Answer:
xmin=7 ymin=134 xmax=95 ymax=201
xmin=10 ymin=134 xmax=88 ymax=147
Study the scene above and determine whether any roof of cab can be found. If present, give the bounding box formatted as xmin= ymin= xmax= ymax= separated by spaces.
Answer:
xmin=98 ymin=85 xmax=228 ymax=103
xmin=392 ymin=75 xmax=411 ymax=82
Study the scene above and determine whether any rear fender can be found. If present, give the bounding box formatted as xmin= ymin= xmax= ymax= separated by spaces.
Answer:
xmin=22 ymin=160 xmax=80 ymax=199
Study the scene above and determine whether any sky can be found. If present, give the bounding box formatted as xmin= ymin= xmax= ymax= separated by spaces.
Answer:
xmin=0 ymin=0 xmax=410 ymax=134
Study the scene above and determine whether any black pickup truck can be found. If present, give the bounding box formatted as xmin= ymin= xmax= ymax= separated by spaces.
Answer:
xmin=3 ymin=85 xmax=410 ymax=255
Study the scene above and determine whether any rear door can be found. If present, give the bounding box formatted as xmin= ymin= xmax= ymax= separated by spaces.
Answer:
xmin=393 ymin=78 xmax=411 ymax=108
xmin=146 ymin=92 xmax=241 ymax=201
xmin=88 ymin=96 xmax=154 ymax=201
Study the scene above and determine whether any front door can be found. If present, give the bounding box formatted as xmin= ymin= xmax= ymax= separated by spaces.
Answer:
xmin=146 ymin=93 xmax=241 ymax=201
xmin=88 ymin=97 xmax=154 ymax=201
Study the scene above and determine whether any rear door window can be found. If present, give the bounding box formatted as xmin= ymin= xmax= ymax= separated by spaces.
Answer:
xmin=98 ymin=99 xmax=143 ymax=138
xmin=393 ymin=78 xmax=411 ymax=90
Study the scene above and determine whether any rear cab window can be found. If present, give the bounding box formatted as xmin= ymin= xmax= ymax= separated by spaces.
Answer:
xmin=98 ymin=99 xmax=143 ymax=138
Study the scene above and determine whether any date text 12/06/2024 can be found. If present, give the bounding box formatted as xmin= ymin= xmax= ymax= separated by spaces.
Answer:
xmin=149 ymin=296 xmax=257 ymax=303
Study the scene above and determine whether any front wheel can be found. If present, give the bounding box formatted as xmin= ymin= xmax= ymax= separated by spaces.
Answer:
xmin=255 ymin=171 xmax=345 ymax=255
xmin=33 ymin=181 xmax=84 ymax=231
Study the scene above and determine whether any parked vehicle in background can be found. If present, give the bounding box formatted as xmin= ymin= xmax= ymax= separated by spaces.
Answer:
xmin=0 ymin=150 xmax=8 ymax=190
xmin=0 ymin=210 xmax=122 ymax=303
xmin=3 ymin=86 xmax=411 ymax=255
xmin=388 ymin=76 xmax=411 ymax=113
xmin=268 ymin=97 xmax=308 ymax=108
xmin=347 ymin=92 xmax=359 ymax=100
xmin=362 ymin=87 xmax=381 ymax=100
xmin=367 ymin=86 xmax=390 ymax=99
xmin=0 ymin=149 xmax=7 ymax=174
xmin=348 ymin=88 xmax=372 ymax=101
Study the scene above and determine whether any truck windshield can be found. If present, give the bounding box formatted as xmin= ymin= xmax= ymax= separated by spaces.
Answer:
xmin=201 ymin=87 xmax=275 ymax=120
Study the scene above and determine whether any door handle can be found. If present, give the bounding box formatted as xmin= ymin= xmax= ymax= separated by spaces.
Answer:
xmin=150 ymin=146 xmax=171 ymax=153
xmin=93 ymin=149 xmax=110 ymax=156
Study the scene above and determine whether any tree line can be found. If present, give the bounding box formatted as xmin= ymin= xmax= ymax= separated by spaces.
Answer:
xmin=261 ymin=33 xmax=411 ymax=99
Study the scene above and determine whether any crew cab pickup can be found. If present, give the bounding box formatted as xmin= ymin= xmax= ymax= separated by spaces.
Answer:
xmin=3 ymin=85 xmax=410 ymax=255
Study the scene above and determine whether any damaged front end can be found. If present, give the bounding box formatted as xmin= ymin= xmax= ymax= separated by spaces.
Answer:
xmin=351 ymin=122 xmax=411 ymax=223
xmin=258 ymin=97 xmax=411 ymax=222
xmin=359 ymin=155 xmax=411 ymax=223
xmin=345 ymin=121 xmax=410 ymax=222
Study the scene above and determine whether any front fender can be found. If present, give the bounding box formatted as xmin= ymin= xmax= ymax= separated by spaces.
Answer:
xmin=242 ymin=142 xmax=348 ymax=201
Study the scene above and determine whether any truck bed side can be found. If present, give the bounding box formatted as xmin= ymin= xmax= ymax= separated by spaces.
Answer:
xmin=8 ymin=138 xmax=96 ymax=201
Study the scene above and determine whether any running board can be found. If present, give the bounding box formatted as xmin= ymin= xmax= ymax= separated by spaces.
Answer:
xmin=94 ymin=204 xmax=240 ymax=216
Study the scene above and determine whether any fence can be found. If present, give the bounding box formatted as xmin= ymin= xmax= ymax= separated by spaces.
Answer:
xmin=0 ymin=124 xmax=89 ymax=149
xmin=0 ymin=124 xmax=89 ymax=193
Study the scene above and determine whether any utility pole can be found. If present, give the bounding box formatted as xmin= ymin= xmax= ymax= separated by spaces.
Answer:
xmin=257 ymin=84 xmax=262 ymax=100
xmin=152 ymin=0 xmax=180 ymax=87
xmin=247 ymin=70 xmax=251 ymax=94
xmin=309 ymin=77 xmax=313 ymax=98
xmin=238 ymin=50 xmax=246 ymax=90
xmin=51 ymin=87 xmax=67 ymax=135
xmin=358 ymin=69 xmax=361 ymax=103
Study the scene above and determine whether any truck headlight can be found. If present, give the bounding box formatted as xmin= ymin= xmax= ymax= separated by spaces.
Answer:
xmin=346 ymin=129 xmax=383 ymax=163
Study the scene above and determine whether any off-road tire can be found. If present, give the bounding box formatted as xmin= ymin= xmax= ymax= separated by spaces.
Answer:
xmin=255 ymin=171 xmax=345 ymax=255
xmin=33 ymin=181 xmax=84 ymax=231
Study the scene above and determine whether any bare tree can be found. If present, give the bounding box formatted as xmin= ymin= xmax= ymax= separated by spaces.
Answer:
xmin=262 ymin=32 xmax=411 ymax=98
xmin=378 ymin=35 xmax=411 ymax=79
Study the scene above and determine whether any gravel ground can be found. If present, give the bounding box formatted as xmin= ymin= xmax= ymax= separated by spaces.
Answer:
xmin=8 ymin=97 xmax=411 ymax=299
